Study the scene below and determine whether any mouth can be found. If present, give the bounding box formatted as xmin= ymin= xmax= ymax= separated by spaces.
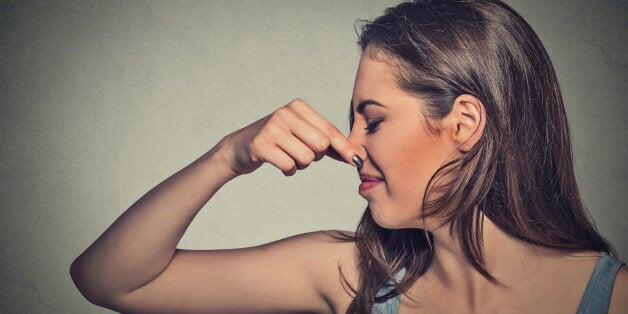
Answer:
xmin=358 ymin=174 xmax=385 ymax=195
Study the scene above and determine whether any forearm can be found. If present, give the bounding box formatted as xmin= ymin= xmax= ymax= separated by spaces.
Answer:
xmin=70 ymin=144 xmax=236 ymax=303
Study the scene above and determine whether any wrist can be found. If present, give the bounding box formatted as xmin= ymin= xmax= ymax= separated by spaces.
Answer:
xmin=197 ymin=141 xmax=240 ymax=183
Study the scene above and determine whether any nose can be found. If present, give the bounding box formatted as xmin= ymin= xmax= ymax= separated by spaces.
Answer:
xmin=347 ymin=125 xmax=368 ymax=163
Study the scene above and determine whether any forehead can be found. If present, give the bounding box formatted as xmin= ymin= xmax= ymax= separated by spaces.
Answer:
xmin=352 ymin=54 xmax=419 ymax=111
xmin=352 ymin=56 xmax=396 ymax=102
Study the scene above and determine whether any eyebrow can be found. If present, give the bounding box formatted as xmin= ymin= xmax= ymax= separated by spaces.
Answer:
xmin=349 ymin=98 xmax=388 ymax=129
xmin=353 ymin=98 xmax=387 ymax=114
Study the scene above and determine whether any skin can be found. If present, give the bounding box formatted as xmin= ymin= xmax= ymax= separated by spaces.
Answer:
xmin=349 ymin=50 xmax=481 ymax=230
xmin=70 ymin=53 xmax=627 ymax=313
xmin=352 ymin=53 xmax=628 ymax=314
xmin=349 ymin=60 xmax=448 ymax=229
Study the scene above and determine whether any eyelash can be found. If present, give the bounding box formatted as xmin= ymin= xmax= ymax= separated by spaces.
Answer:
xmin=364 ymin=119 xmax=383 ymax=133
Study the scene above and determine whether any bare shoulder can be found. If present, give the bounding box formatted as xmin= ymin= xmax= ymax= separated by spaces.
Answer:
xmin=609 ymin=265 xmax=628 ymax=314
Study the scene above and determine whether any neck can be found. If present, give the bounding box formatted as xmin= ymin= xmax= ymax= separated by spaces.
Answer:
xmin=422 ymin=215 xmax=547 ymax=309
xmin=405 ymin=214 xmax=600 ymax=312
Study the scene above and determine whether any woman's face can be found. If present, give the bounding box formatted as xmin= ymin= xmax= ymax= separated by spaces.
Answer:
xmin=349 ymin=53 xmax=455 ymax=229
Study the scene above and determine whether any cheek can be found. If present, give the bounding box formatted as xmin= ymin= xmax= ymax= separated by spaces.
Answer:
xmin=365 ymin=127 xmax=449 ymax=229
xmin=379 ymin=126 xmax=447 ymax=203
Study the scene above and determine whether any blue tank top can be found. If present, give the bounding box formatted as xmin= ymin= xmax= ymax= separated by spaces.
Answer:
xmin=371 ymin=252 xmax=624 ymax=313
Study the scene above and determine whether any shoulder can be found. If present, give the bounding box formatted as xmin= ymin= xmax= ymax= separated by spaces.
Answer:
xmin=609 ymin=265 xmax=628 ymax=314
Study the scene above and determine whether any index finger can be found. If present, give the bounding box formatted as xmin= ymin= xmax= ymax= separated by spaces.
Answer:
xmin=286 ymin=99 xmax=360 ymax=167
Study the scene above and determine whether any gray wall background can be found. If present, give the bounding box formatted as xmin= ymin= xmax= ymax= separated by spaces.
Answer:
xmin=1 ymin=0 xmax=625 ymax=312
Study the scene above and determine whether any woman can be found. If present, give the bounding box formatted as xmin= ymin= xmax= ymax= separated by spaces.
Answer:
xmin=70 ymin=0 xmax=626 ymax=313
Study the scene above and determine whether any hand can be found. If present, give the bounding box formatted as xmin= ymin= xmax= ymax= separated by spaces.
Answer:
xmin=218 ymin=98 xmax=361 ymax=177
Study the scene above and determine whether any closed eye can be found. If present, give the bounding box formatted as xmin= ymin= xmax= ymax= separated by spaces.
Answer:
xmin=364 ymin=119 xmax=383 ymax=133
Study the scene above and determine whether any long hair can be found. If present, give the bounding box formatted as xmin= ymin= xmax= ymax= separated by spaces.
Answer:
xmin=345 ymin=0 xmax=614 ymax=312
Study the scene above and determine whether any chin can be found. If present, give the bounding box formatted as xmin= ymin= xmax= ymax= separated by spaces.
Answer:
xmin=369 ymin=204 xmax=422 ymax=229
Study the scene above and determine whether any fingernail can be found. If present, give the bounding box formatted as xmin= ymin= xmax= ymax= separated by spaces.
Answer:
xmin=352 ymin=154 xmax=363 ymax=169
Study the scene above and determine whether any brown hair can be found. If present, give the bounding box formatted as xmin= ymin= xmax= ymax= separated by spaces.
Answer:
xmin=345 ymin=0 xmax=614 ymax=312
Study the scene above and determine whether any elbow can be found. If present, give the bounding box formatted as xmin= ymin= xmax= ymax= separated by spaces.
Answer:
xmin=69 ymin=256 xmax=115 ymax=308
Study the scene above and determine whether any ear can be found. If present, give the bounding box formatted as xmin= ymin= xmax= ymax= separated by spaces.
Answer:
xmin=442 ymin=94 xmax=486 ymax=152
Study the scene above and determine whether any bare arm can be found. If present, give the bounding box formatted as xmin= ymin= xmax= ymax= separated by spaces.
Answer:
xmin=70 ymin=99 xmax=362 ymax=313
xmin=70 ymin=144 xmax=235 ymax=305
xmin=609 ymin=266 xmax=627 ymax=314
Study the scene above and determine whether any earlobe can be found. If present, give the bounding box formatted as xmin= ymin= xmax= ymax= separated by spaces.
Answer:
xmin=450 ymin=94 xmax=486 ymax=152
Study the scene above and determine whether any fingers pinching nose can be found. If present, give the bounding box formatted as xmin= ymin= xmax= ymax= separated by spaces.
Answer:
xmin=352 ymin=154 xmax=364 ymax=170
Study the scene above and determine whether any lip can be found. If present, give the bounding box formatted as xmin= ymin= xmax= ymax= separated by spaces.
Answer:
xmin=359 ymin=174 xmax=384 ymax=181
xmin=359 ymin=174 xmax=384 ymax=195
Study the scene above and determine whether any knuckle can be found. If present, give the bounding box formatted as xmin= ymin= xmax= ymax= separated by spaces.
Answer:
xmin=284 ymin=159 xmax=296 ymax=170
xmin=263 ymin=122 xmax=281 ymax=136
xmin=303 ymin=150 xmax=315 ymax=164
xmin=250 ymin=135 xmax=266 ymax=149
xmin=314 ymin=152 xmax=325 ymax=161
xmin=282 ymin=163 xmax=297 ymax=176
xmin=337 ymin=140 xmax=351 ymax=154
xmin=249 ymin=139 xmax=268 ymax=159
xmin=289 ymin=98 xmax=307 ymax=108
xmin=295 ymin=151 xmax=315 ymax=170
xmin=272 ymin=107 xmax=292 ymax=121
xmin=313 ymin=136 xmax=331 ymax=152
xmin=323 ymin=123 xmax=339 ymax=137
